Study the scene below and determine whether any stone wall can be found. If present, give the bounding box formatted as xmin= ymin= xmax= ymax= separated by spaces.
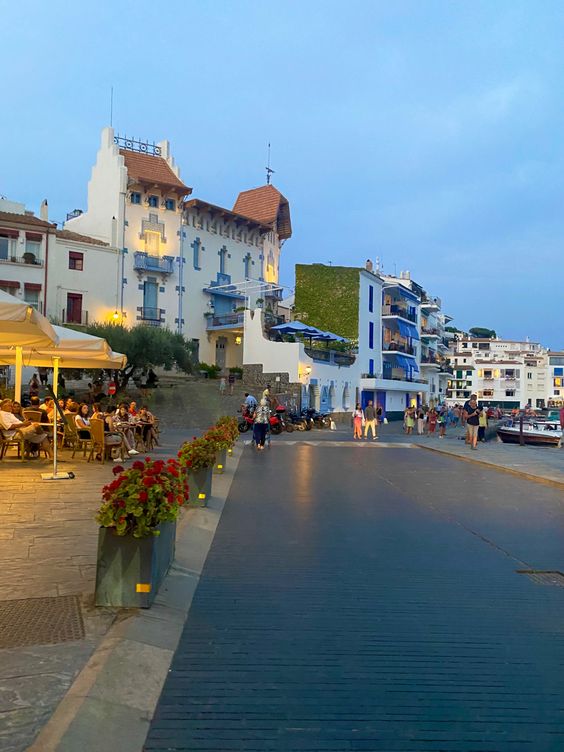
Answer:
xmin=243 ymin=364 xmax=302 ymax=408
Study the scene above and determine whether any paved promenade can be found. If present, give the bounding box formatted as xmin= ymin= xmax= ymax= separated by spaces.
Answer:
xmin=145 ymin=443 xmax=564 ymax=751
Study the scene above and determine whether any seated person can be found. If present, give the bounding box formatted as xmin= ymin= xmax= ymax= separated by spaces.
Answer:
xmin=11 ymin=401 xmax=24 ymax=419
xmin=0 ymin=399 xmax=52 ymax=458
xmin=128 ymin=401 xmax=138 ymax=417
xmin=135 ymin=405 xmax=159 ymax=447
xmin=107 ymin=403 xmax=139 ymax=455
xmin=75 ymin=403 xmax=92 ymax=440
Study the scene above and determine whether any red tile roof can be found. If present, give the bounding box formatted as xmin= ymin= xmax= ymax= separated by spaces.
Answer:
xmin=184 ymin=199 xmax=273 ymax=232
xmin=119 ymin=150 xmax=191 ymax=193
xmin=232 ymin=184 xmax=292 ymax=240
xmin=0 ymin=211 xmax=55 ymax=229
xmin=56 ymin=229 xmax=109 ymax=247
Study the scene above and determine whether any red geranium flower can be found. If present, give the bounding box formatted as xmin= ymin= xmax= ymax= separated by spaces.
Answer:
xmin=112 ymin=465 xmax=124 ymax=475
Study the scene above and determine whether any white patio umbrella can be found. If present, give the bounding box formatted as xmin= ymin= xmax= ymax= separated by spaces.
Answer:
xmin=0 ymin=325 xmax=127 ymax=481
xmin=0 ymin=290 xmax=58 ymax=401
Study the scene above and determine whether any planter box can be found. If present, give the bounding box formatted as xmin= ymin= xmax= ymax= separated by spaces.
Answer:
xmin=95 ymin=521 xmax=176 ymax=608
xmin=213 ymin=448 xmax=227 ymax=475
xmin=188 ymin=466 xmax=213 ymax=506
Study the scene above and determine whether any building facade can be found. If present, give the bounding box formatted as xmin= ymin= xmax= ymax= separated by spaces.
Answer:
xmin=446 ymin=338 xmax=548 ymax=409
xmin=64 ymin=127 xmax=290 ymax=367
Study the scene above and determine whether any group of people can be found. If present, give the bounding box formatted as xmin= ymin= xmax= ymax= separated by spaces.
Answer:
xmin=351 ymin=400 xmax=383 ymax=440
xmin=403 ymin=397 xmax=490 ymax=448
xmin=0 ymin=398 xmax=53 ymax=458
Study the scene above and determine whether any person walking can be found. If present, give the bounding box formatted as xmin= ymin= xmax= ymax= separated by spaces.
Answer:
xmin=438 ymin=406 xmax=447 ymax=439
xmin=29 ymin=374 xmax=40 ymax=398
xmin=363 ymin=400 xmax=378 ymax=440
xmin=228 ymin=372 xmax=236 ymax=395
xmin=463 ymin=394 xmax=481 ymax=450
xmin=427 ymin=407 xmax=437 ymax=437
xmin=478 ymin=406 xmax=488 ymax=442
xmin=416 ymin=407 xmax=425 ymax=435
xmin=252 ymin=398 xmax=271 ymax=451
xmin=405 ymin=405 xmax=415 ymax=435
xmin=352 ymin=403 xmax=364 ymax=440
xmin=219 ymin=376 xmax=226 ymax=396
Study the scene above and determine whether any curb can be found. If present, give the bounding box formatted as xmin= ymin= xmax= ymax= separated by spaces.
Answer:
xmin=27 ymin=443 xmax=243 ymax=752
xmin=416 ymin=443 xmax=564 ymax=490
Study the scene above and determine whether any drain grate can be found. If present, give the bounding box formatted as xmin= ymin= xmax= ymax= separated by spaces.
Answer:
xmin=517 ymin=570 xmax=564 ymax=587
xmin=0 ymin=595 xmax=85 ymax=649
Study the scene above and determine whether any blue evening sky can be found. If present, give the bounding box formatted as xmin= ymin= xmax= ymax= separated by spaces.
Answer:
xmin=2 ymin=1 xmax=563 ymax=346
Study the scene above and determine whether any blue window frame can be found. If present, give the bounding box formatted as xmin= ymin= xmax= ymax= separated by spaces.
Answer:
xmin=368 ymin=285 xmax=373 ymax=313
xmin=191 ymin=238 xmax=201 ymax=270
xmin=148 ymin=195 xmax=159 ymax=208
xmin=164 ymin=198 xmax=176 ymax=211
xmin=368 ymin=321 xmax=374 ymax=349
xmin=369 ymin=358 xmax=374 ymax=375
xmin=555 ymin=368 xmax=564 ymax=376
xmin=130 ymin=192 xmax=141 ymax=205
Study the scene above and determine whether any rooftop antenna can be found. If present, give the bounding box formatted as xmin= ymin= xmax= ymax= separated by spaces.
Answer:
xmin=110 ymin=85 xmax=114 ymax=127
xmin=266 ymin=142 xmax=275 ymax=185
xmin=375 ymin=256 xmax=381 ymax=272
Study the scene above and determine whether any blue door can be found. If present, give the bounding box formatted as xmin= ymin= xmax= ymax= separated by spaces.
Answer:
xmin=361 ymin=390 xmax=374 ymax=409
xmin=376 ymin=391 xmax=386 ymax=419
xmin=143 ymin=277 xmax=158 ymax=320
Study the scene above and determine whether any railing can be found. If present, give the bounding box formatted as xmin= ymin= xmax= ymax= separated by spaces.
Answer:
xmin=66 ymin=209 xmax=83 ymax=221
xmin=133 ymin=252 xmax=174 ymax=274
xmin=420 ymin=353 xmax=439 ymax=364
xmin=206 ymin=312 xmax=244 ymax=329
xmin=421 ymin=295 xmax=441 ymax=308
xmin=304 ymin=347 xmax=356 ymax=366
xmin=138 ymin=307 xmax=162 ymax=323
xmin=382 ymin=304 xmax=417 ymax=322
xmin=62 ymin=309 xmax=89 ymax=325
xmin=383 ymin=341 xmax=416 ymax=355
xmin=0 ymin=254 xmax=44 ymax=267
xmin=421 ymin=327 xmax=440 ymax=336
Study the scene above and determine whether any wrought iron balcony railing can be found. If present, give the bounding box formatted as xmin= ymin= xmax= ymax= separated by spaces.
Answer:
xmin=133 ymin=252 xmax=174 ymax=274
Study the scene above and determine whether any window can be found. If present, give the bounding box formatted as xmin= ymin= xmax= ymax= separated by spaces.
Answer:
xmin=554 ymin=378 xmax=562 ymax=387
xmin=527 ymin=372 xmax=532 ymax=380
xmin=554 ymin=368 xmax=564 ymax=376
xmin=0 ymin=234 xmax=16 ymax=260
xmin=369 ymin=358 xmax=374 ymax=375
xmin=505 ymin=389 xmax=515 ymax=397
xmin=219 ymin=246 xmax=228 ymax=275
xmin=368 ymin=285 xmax=373 ymax=313
xmin=555 ymin=390 xmax=561 ymax=396
xmin=192 ymin=238 xmax=201 ymax=270
xmin=462 ymin=342 xmax=468 ymax=348
xmin=368 ymin=321 xmax=374 ymax=349
xmin=165 ymin=198 xmax=176 ymax=211
xmin=243 ymin=253 xmax=251 ymax=279
xmin=483 ymin=389 xmax=494 ymax=397
xmin=142 ymin=278 xmax=159 ymax=319
xmin=0 ymin=281 xmax=19 ymax=295
xmin=69 ymin=251 xmax=83 ymax=270
xmin=550 ymin=358 xmax=564 ymax=366
xmin=24 ymin=287 xmax=40 ymax=310
xmin=145 ymin=231 xmax=160 ymax=254
xmin=148 ymin=195 xmax=159 ymax=208
xmin=25 ymin=239 xmax=41 ymax=259
xmin=130 ymin=192 xmax=141 ymax=205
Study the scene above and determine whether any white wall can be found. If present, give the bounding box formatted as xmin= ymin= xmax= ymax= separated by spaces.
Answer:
xmin=357 ymin=270 xmax=383 ymax=377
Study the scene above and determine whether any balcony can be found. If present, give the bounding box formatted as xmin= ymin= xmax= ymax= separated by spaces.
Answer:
xmin=420 ymin=354 xmax=440 ymax=367
xmin=421 ymin=327 xmax=440 ymax=337
xmin=206 ymin=312 xmax=244 ymax=330
xmin=0 ymin=253 xmax=44 ymax=267
xmin=304 ymin=347 xmax=356 ymax=366
xmin=133 ymin=252 xmax=174 ymax=274
xmin=420 ymin=295 xmax=441 ymax=311
xmin=138 ymin=307 xmax=164 ymax=325
xmin=62 ymin=309 xmax=88 ymax=326
xmin=383 ymin=341 xmax=416 ymax=356
xmin=382 ymin=304 xmax=417 ymax=323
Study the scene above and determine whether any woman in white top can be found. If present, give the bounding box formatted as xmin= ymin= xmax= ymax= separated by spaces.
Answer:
xmin=352 ymin=403 xmax=364 ymax=440
xmin=75 ymin=403 xmax=92 ymax=440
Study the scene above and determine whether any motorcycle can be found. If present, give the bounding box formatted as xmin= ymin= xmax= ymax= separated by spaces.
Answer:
xmin=287 ymin=411 xmax=307 ymax=431
xmin=237 ymin=410 xmax=283 ymax=435
xmin=274 ymin=405 xmax=294 ymax=432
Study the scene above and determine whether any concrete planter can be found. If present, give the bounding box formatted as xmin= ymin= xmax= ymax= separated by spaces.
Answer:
xmin=188 ymin=466 xmax=213 ymax=506
xmin=94 ymin=521 xmax=176 ymax=608
xmin=213 ymin=448 xmax=227 ymax=475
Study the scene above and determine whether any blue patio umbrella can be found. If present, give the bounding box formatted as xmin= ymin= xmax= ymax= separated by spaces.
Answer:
xmin=270 ymin=321 xmax=322 ymax=336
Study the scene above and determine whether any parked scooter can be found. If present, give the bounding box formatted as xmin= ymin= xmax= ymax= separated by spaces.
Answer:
xmin=237 ymin=411 xmax=283 ymax=435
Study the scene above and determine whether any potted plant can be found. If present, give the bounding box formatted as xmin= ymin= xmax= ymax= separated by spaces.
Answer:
xmin=177 ymin=435 xmax=217 ymax=505
xmin=206 ymin=423 xmax=235 ymax=474
xmin=94 ymin=457 xmax=188 ymax=608
xmin=215 ymin=415 xmax=239 ymax=456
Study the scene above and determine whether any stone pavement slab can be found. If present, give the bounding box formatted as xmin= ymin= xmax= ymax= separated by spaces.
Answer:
xmin=145 ymin=444 xmax=564 ymax=751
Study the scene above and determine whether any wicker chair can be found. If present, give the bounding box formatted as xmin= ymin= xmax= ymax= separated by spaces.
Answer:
xmin=88 ymin=418 xmax=124 ymax=463
xmin=64 ymin=416 xmax=92 ymax=459
xmin=22 ymin=409 xmax=43 ymax=422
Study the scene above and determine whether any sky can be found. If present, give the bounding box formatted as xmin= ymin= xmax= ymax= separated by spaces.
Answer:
xmin=2 ymin=0 xmax=563 ymax=346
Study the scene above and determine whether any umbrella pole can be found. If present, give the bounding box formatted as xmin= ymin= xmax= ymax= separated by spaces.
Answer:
xmin=15 ymin=346 xmax=22 ymax=402
xmin=41 ymin=357 xmax=71 ymax=482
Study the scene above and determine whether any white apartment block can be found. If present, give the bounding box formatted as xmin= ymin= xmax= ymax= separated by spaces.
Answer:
xmin=447 ymin=338 xmax=548 ymax=409
xmin=64 ymin=128 xmax=289 ymax=367
xmin=546 ymin=352 xmax=564 ymax=407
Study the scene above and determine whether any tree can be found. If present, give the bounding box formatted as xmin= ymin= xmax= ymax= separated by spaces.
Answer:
xmin=469 ymin=327 xmax=497 ymax=339
xmin=80 ymin=323 xmax=198 ymax=388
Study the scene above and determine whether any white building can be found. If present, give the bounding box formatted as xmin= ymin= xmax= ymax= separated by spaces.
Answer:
xmin=64 ymin=127 xmax=290 ymax=367
xmin=447 ymin=338 xmax=548 ymax=409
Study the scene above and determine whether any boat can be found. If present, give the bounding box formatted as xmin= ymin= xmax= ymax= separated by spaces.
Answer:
xmin=497 ymin=420 xmax=562 ymax=447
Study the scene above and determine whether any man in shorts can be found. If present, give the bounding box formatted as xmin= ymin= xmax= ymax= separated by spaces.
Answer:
xmin=463 ymin=394 xmax=481 ymax=450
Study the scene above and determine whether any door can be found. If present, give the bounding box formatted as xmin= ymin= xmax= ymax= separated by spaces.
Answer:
xmin=66 ymin=293 xmax=83 ymax=324
xmin=376 ymin=390 xmax=386 ymax=420
xmin=143 ymin=278 xmax=158 ymax=320
xmin=361 ymin=390 xmax=374 ymax=409
xmin=215 ymin=336 xmax=227 ymax=369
